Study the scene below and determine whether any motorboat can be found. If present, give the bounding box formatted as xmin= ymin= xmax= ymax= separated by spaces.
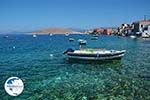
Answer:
xmin=78 ymin=39 xmax=87 ymax=45
xmin=33 ymin=34 xmax=37 ymax=38
xmin=69 ymin=38 xmax=75 ymax=42
xmin=130 ymin=35 xmax=136 ymax=39
xmin=49 ymin=33 xmax=53 ymax=36
xmin=141 ymin=26 xmax=150 ymax=38
xmin=4 ymin=35 xmax=9 ymax=38
xmin=63 ymin=48 xmax=126 ymax=61
xmin=93 ymin=34 xmax=99 ymax=37
xmin=142 ymin=32 xmax=150 ymax=38
xmin=91 ymin=37 xmax=98 ymax=40
xmin=65 ymin=33 xmax=69 ymax=36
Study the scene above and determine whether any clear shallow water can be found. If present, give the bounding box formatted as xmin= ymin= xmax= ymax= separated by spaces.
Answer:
xmin=0 ymin=34 xmax=150 ymax=100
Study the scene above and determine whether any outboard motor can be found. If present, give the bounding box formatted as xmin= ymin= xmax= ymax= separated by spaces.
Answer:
xmin=63 ymin=48 xmax=74 ymax=54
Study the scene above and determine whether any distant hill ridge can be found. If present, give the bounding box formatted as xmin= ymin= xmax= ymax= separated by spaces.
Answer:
xmin=33 ymin=27 xmax=82 ymax=34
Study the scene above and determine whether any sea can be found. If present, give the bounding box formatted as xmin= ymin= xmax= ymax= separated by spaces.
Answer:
xmin=0 ymin=34 xmax=150 ymax=99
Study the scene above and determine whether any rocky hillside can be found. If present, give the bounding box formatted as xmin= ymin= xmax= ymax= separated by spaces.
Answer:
xmin=32 ymin=27 xmax=82 ymax=34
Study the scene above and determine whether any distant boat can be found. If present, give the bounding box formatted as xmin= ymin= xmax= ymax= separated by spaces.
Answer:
xmin=4 ymin=35 xmax=9 ymax=38
xmin=69 ymin=38 xmax=75 ymax=42
xmin=65 ymin=33 xmax=69 ymax=36
xmin=142 ymin=32 xmax=150 ymax=38
xmin=49 ymin=33 xmax=53 ymax=36
xmin=130 ymin=35 xmax=136 ymax=39
xmin=78 ymin=39 xmax=87 ymax=45
xmin=91 ymin=37 xmax=98 ymax=40
xmin=33 ymin=34 xmax=37 ymax=38
xmin=93 ymin=34 xmax=99 ymax=37
xmin=63 ymin=48 xmax=126 ymax=61
xmin=12 ymin=46 xmax=16 ymax=49
xmin=142 ymin=25 xmax=150 ymax=38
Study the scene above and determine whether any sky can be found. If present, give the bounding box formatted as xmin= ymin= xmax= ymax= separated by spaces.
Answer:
xmin=0 ymin=0 xmax=150 ymax=32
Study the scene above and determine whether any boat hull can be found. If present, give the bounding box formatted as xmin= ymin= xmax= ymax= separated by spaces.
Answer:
xmin=67 ymin=53 xmax=124 ymax=61
xmin=64 ymin=49 xmax=126 ymax=61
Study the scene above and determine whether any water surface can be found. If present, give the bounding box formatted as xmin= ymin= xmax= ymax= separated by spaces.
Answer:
xmin=0 ymin=34 xmax=150 ymax=99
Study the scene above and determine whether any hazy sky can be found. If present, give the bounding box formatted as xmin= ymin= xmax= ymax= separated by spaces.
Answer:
xmin=0 ymin=0 xmax=150 ymax=32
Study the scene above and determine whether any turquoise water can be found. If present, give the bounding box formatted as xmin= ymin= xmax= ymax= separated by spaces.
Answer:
xmin=0 ymin=34 xmax=150 ymax=99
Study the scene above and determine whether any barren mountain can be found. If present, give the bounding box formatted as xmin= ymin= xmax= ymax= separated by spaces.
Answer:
xmin=32 ymin=27 xmax=81 ymax=34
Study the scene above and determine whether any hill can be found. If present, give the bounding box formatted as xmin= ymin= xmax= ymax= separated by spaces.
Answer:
xmin=32 ymin=27 xmax=82 ymax=34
